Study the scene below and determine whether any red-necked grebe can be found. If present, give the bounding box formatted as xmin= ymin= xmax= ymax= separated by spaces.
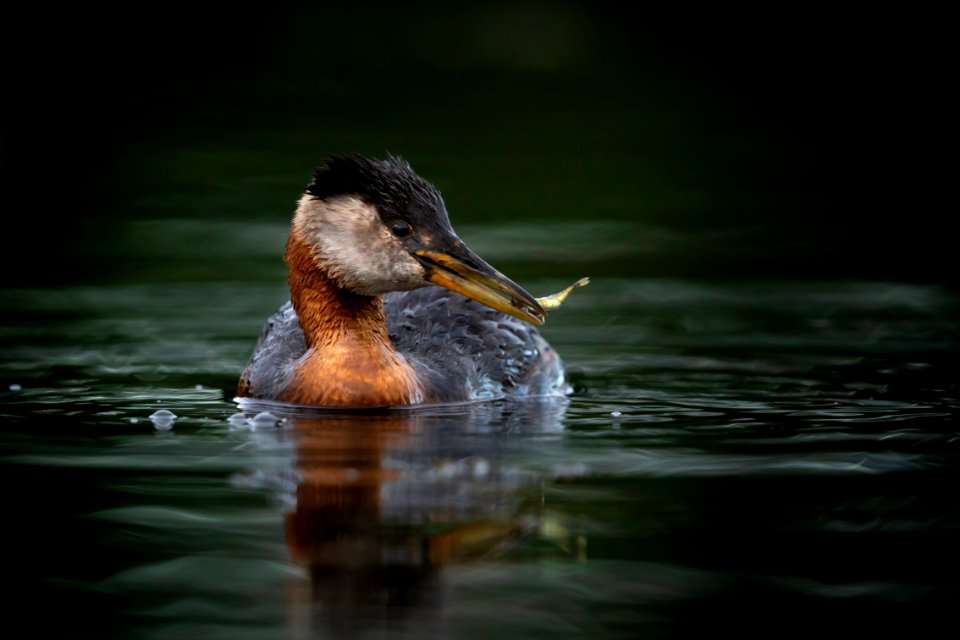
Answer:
xmin=237 ymin=154 xmax=579 ymax=407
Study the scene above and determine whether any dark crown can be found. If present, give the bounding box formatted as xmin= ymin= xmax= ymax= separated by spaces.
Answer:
xmin=306 ymin=154 xmax=442 ymax=212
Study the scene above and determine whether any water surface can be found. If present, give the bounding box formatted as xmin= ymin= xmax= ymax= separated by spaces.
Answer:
xmin=2 ymin=8 xmax=956 ymax=635
xmin=2 ymin=266 xmax=957 ymax=638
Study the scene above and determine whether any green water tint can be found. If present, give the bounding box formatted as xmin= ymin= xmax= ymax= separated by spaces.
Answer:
xmin=2 ymin=274 xmax=958 ymax=638
xmin=2 ymin=6 xmax=956 ymax=636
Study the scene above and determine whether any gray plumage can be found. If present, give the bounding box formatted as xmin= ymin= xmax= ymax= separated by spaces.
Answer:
xmin=239 ymin=287 xmax=568 ymax=405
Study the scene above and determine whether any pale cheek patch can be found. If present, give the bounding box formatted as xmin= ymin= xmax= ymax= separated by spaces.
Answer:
xmin=294 ymin=196 xmax=427 ymax=295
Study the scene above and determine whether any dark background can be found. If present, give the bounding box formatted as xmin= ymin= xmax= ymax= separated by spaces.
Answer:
xmin=1 ymin=7 xmax=957 ymax=638
xmin=3 ymin=3 xmax=952 ymax=287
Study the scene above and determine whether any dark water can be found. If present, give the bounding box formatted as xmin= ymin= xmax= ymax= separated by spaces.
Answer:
xmin=2 ymin=270 xmax=958 ymax=639
xmin=3 ymin=5 xmax=957 ymax=638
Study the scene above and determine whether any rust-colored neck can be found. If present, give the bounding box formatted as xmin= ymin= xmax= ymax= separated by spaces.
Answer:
xmin=282 ymin=232 xmax=423 ymax=406
xmin=286 ymin=233 xmax=389 ymax=347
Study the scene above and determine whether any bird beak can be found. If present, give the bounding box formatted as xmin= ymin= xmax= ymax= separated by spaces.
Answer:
xmin=413 ymin=248 xmax=546 ymax=325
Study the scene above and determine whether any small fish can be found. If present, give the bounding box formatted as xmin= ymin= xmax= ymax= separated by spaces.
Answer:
xmin=536 ymin=277 xmax=590 ymax=312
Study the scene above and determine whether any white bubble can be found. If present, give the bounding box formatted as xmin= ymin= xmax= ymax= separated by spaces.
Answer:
xmin=129 ymin=417 xmax=139 ymax=424
xmin=9 ymin=383 xmax=21 ymax=392
xmin=149 ymin=409 xmax=177 ymax=431
xmin=227 ymin=413 xmax=250 ymax=428
xmin=472 ymin=458 xmax=490 ymax=478
xmin=250 ymin=412 xmax=279 ymax=429
xmin=610 ymin=411 xmax=622 ymax=417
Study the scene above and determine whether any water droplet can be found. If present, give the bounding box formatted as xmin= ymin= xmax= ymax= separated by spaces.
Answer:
xmin=227 ymin=413 xmax=249 ymax=428
xmin=149 ymin=409 xmax=177 ymax=431
xmin=129 ymin=417 xmax=139 ymax=424
xmin=472 ymin=458 xmax=490 ymax=478
xmin=8 ymin=383 xmax=21 ymax=392
xmin=250 ymin=412 xmax=279 ymax=429
xmin=610 ymin=410 xmax=622 ymax=417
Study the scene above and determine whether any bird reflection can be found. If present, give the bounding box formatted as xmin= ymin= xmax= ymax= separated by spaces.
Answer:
xmin=237 ymin=399 xmax=575 ymax=637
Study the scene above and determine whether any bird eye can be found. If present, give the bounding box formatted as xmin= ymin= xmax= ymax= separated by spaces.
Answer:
xmin=391 ymin=221 xmax=412 ymax=238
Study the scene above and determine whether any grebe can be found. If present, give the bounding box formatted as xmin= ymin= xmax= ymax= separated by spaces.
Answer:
xmin=237 ymin=154 xmax=571 ymax=407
